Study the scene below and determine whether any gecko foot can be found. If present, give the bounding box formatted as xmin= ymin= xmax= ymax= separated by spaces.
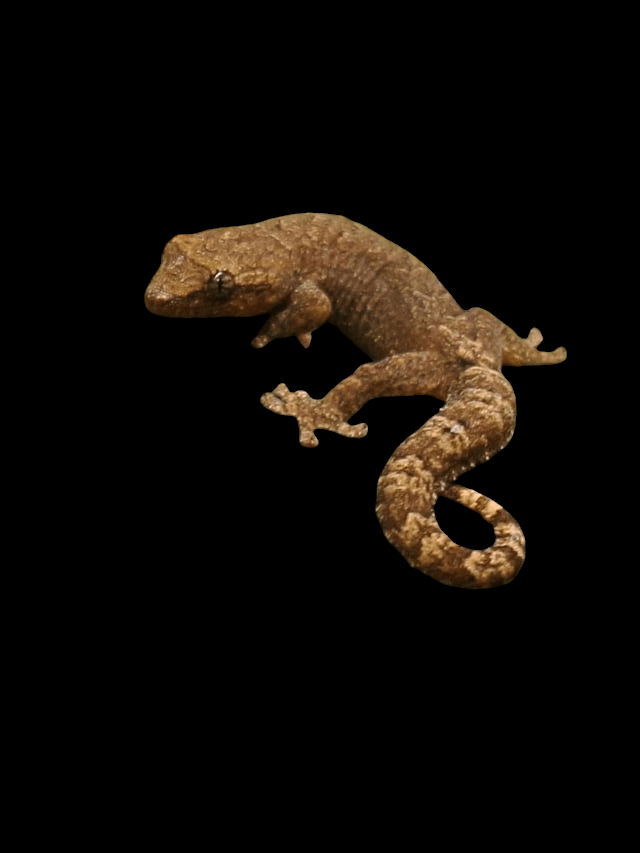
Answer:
xmin=525 ymin=327 xmax=567 ymax=363
xmin=261 ymin=383 xmax=368 ymax=448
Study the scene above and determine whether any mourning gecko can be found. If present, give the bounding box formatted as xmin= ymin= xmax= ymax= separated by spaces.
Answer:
xmin=145 ymin=213 xmax=566 ymax=589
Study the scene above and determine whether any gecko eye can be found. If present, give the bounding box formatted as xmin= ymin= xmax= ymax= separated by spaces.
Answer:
xmin=207 ymin=270 xmax=235 ymax=296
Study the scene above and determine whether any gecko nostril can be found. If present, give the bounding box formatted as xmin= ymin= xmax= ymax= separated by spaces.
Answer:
xmin=145 ymin=286 xmax=172 ymax=313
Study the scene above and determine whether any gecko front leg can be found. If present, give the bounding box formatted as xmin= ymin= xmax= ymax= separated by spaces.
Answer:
xmin=251 ymin=280 xmax=332 ymax=350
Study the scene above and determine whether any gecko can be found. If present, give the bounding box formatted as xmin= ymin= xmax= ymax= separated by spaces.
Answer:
xmin=145 ymin=213 xmax=566 ymax=589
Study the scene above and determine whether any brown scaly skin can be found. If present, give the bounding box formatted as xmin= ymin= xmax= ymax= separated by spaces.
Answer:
xmin=145 ymin=213 xmax=566 ymax=589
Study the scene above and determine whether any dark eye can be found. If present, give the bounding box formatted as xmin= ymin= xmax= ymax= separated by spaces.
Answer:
xmin=207 ymin=270 xmax=235 ymax=295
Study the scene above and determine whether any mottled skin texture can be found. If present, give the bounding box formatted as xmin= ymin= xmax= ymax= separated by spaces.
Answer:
xmin=145 ymin=213 xmax=567 ymax=589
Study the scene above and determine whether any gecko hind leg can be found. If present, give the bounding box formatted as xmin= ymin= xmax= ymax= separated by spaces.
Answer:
xmin=261 ymin=352 xmax=454 ymax=449
xmin=470 ymin=307 xmax=567 ymax=366
xmin=261 ymin=383 xmax=368 ymax=448
xmin=262 ymin=352 xmax=453 ymax=448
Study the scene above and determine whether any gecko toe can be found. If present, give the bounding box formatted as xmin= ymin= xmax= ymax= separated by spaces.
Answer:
xmin=551 ymin=346 xmax=567 ymax=362
xmin=338 ymin=422 xmax=368 ymax=439
xmin=527 ymin=327 xmax=543 ymax=347
xmin=300 ymin=427 xmax=319 ymax=448
xmin=260 ymin=384 xmax=291 ymax=412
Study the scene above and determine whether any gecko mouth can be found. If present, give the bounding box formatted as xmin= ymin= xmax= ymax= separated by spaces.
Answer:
xmin=144 ymin=286 xmax=235 ymax=318
xmin=144 ymin=287 xmax=203 ymax=317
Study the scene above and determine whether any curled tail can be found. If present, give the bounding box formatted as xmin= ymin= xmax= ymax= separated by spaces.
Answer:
xmin=375 ymin=366 xmax=524 ymax=589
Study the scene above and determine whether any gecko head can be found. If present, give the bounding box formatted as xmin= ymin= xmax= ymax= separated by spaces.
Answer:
xmin=145 ymin=230 xmax=287 ymax=319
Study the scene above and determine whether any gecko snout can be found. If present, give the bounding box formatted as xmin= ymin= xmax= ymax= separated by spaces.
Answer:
xmin=144 ymin=283 xmax=173 ymax=315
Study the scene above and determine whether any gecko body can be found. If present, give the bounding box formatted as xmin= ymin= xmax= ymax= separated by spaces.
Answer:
xmin=145 ymin=213 xmax=566 ymax=589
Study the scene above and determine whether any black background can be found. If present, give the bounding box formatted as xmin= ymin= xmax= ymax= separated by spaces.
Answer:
xmin=71 ymin=15 xmax=599 ymax=794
